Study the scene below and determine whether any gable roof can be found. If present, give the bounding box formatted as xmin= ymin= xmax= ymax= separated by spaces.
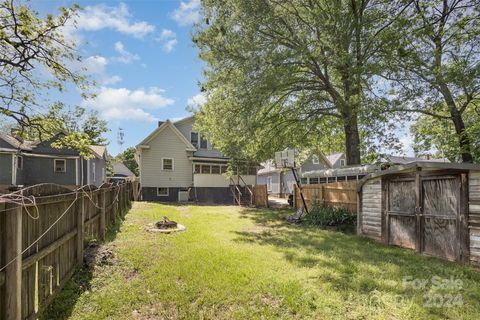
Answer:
xmin=136 ymin=120 xmax=197 ymax=151
xmin=112 ymin=162 xmax=135 ymax=177
xmin=0 ymin=132 xmax=35 ymax=151
xmin=326 ymin=153 xmax=344 ymax=166
xmin=90 ymin=145 xmax=107 ymax=159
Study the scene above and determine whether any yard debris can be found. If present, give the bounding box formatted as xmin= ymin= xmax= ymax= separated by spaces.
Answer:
xmin=84 ymin=241 xmax=116 ymax=268
xmin=286 ymin=206 xmax=304 ymax=223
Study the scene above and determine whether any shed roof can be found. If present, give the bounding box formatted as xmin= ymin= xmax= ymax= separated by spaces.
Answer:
xmin=358 ymin=161 xmax=480 ymax=191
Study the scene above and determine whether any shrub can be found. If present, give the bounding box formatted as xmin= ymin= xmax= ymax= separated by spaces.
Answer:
xmin=304 ymin=202 xmax=356 ymax=228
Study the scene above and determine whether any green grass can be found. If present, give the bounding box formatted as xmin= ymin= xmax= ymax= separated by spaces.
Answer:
xmin=43 ymin=202 xmax=480 ymax=319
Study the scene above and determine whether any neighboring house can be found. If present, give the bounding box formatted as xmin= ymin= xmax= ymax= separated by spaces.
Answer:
xmin=111 ymin=161 xmax=136 ymax=180
xmin=381 ymin=154 xmax=450 ymax=165
xmin=0 ymin=132 xmax=107 ymax=193
xmin=136 ymin=116 xmax=257 ymax=203
xmin=257 ymin=151 xmax=347 ymax=197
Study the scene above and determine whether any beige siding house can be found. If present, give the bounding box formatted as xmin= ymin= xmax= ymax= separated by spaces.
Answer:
xmin=136 ymin=116 xmax=256 ymax=203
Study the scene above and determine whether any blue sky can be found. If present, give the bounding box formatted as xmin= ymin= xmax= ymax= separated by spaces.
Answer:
xmin=33 ymin=0 xmax=205 ymax=156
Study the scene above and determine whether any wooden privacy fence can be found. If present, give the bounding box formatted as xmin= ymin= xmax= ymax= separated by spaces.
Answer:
xmin=252 ymin=185 xmax=268 ymax=207
xmin=0 ymin=181 xmax=133 ymax=320
xmin=294 ymin=181 xmax=357 ymax=213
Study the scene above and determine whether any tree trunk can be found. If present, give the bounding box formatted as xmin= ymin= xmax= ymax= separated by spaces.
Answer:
xmin=438 ymin=84 xmax=473 ymax=163
xmin=342 ymin=112 xmax=361 ymax=165
xmin=450 ymin=111 xmax=473 ymax=163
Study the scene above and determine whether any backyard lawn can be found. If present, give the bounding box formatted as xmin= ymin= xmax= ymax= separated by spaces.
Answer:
xmin=44 ymin=202 xmax=480 ymax=319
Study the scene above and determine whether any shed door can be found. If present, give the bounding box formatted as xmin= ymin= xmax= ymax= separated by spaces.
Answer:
xmin=421 ymin=175 xmax=460 ymax=261
xmin=387 ymin=177 xmax=417 ymax=249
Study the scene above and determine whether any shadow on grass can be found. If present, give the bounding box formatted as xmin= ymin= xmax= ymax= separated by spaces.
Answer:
xmin=40 ymin=211 xmax=129 ymax=320
xmin=234 ymin=207 xmax=480 ymax=312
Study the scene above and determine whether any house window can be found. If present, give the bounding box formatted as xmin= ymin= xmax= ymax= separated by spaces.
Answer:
xmin=194 ymin=164 xmax=201 ymax=173
xmin=248 ymin=166 xmax=257 ymax=175
xmin=190 ymin=132 xmax=199 ymax=148
xmin=211 ymin=165 xmax=220 ymax=174
xmin=16 ymin=156 xmax=23 ymax=170
xmin=340 ymin=159 xmax=346 ymax=166
xmin=102 ymin=168 xmax=106 ymax=181
xmin=309 ymin=177 xmax=319 ymax=184
xmin=200 ymin=136 xmax=208 ymax=149
xmin=54 ymin=159 xmax=66 ymax=173
xmin=312 ymin=155 xmax=319 ymax=164
xmin=267 ymin=176 xmax=272 ymax=191
xmin=300 ymin=178 xmax=308 ymax=185
xmin=201 ymin=165 xmax=211 ymax=174
xmin=220 ymin=165 xmax=228 ymax=174
xmin=157 ymin=187 xmax=169 ymax=196
xmin=92 ymin=162 xmax=96 ymax=182
xmin=162 ymin=158 xmax=174 ymax=171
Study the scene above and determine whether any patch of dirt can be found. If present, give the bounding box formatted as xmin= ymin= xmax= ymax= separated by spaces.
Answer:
xmin=133 ymin=302 xmax=179 ymax=320
xmin=84 ymin=241 xmax=117 ymax=269
xmin=124 ymin=268 xmax=139 ymax=281
xmin=259 ymin=293 xmax=284 ymax=309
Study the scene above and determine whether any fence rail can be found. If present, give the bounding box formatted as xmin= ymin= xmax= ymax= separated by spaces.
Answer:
xmin=0 ymin=181 xmax=133 ymax=320
xmin=294 ymin=181 xmax=357 ymax=213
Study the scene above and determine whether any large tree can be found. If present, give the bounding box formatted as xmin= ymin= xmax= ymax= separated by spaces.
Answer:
xmin=194 ymin=0 xmax=410 ymax=164
xmin=0 ymin=1 xmax=90 ymax=137
xmin=388 ymin=0 xmax=480 ymax=162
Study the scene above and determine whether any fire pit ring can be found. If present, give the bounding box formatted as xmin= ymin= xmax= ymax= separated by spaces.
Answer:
xmin=146 ymin=216 xmax=186 ymax=234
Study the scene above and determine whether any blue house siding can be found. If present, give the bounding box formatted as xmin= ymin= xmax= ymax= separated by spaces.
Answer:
xmin=23 ymin=157 xmax=78 ymax=186
xmin=0 ymin=153 xmax=12 ymax=185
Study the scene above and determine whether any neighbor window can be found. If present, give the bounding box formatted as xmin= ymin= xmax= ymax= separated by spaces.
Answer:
xmin=267 ymin=177 xmax=272 ymax=191
xmin=340 ymin=159 xmax=346 ymax=166
xmin=54 ymin=159 xmax=66 ymax=173
xmin=162 ymin=158 xmax=174 ymax=171
xmin=211 ymin=165 xmax=220 ymax=174
xmin=300 ymin=178 xmax=308 ymax=185
xmin=157 ymin=187 xmax=169 ymax=196
xmin=16 ymin=156 xmax=23 ymax=170
xmin=312 ymin=155 xmax=319 ymax=164
xmin=194 ymin=164 xmax=201 ymax=173
xmin=92 ymin=162 xmax=96 ymax=182
xmin=201 ymin=165 xmax=211 ymax=174
xmin=200 ymin=136 xmax=208 ymax=149
xmin=309 ymin=177 xmax=319 ymax=184
xmin=190 ymin=132 xmax=199 ymax=148
xmin=220 ymin=165 xmax=228 ymax=174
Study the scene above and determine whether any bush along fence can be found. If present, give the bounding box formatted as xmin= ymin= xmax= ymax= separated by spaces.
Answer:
xmin=0 ymin=181 xmax=134 ymax=320
xmin=294 ymin=181 xmax=357 ymax=213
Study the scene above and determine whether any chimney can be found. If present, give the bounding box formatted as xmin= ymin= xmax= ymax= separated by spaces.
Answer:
xmin=158 ymin=121 xmax=165 ymax=127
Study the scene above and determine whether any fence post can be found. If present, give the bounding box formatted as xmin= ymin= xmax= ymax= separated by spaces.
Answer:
xmin=77 ymin=193 xmax=85 ymax=264
xmin=100 ymin=189 xmax=106 ymax=241
xmin=5 ymin=203 xmax=22 ymax=320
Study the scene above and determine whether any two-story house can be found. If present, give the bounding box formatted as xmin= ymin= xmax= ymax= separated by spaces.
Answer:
xmin=257 ymin=151 xmax=347 ymax=197
xmin=0 ymin=132 xmax=107 ymax=193
xmin=136 ymin=116 xmax=257 ymax=203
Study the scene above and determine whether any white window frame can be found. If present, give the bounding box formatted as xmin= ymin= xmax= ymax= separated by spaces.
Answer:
xmin=162 ymin=158 xmax=174 ymax=171
xmin=157 ymin=187 xmax=169 ymax=196
xmin=54 ymin=159 xmax=67 ymax=173
xmin=16 ymin=155 xmax=23 ymax=170
xmin=267 ymin=176 xmax=272 ymax=191
xmin=340 ymin=159 xmax=346 ymax=166
xmin=92 ymin=162 xmax=96 ymax=182
xmin=312 ymin=155 xmax=319 ymax=164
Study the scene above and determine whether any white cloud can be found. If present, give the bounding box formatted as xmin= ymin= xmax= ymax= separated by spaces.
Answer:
xmin=171 ymin=0 xmax=201 ymax=26
xmin=113 ymin=41 xmax=140 ymax=63
xmin=82 ymin=87 xmax=175 ymax=122
xmin=73 ymin=55 xmax=122 ymax=85
xmin=157 ymin=29 xmax=178 ymax=53
xmin=187 ymin=93 xmax=207 ymax=110
xmin=75 ymin=3 xmax=155 ymax=38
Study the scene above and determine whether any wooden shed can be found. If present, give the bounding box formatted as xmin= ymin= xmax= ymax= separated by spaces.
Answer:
xmin=357 ymin=162 xmax=480 ymax=264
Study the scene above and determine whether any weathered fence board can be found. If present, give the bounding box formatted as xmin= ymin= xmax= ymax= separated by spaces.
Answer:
xmin=0 ymin=181 xmax=133 ymax=319
xmin=294 ymin=181 xmax=357 ymax=213
xmin=252 ymin=185 xmax=268 ymax=207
